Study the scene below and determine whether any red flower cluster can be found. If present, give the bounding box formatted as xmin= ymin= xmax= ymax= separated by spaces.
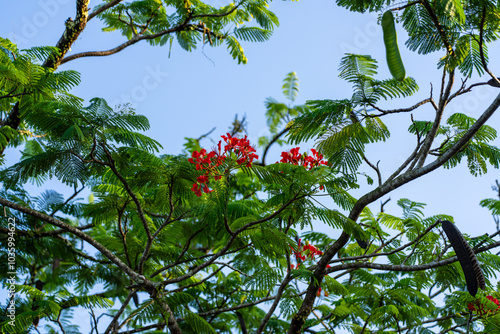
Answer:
xmin=279 ymin=147 xmax=328 ymax=190
xmin=188 ymin=148 xmax=225 ymax=172
xmin=290 ymin=239 xmax=324 ymax=267
xmin=289 ymin=239 xmax=330 ymax=296
xmin=188 ymin=133 xmax=258 ymax=196
xmin=468 ymin=295 xmax=500 ymax=316
xmin=280 ymin=147 xmax=328 ymax=170
xmin=221 ymin=133 xmax=258 ymax=167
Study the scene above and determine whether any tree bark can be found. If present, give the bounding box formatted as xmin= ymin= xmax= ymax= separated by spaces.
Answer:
xmin=287 ymin=91 xmax=500 ymax=333
xmin=43 ymin=0 xmax=90 ymax=69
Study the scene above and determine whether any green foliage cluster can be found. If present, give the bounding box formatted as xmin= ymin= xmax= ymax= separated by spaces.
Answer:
xmin=0 ymin=38 xmax=81 ymax=158
xmin=1 ymin=1 xmax=500 ymax=333
xmin=90 ymin=0 xmax=280 ymax=64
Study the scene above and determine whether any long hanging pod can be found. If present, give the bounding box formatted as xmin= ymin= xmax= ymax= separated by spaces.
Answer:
xmin=381 ymin=10 xmax=406 ymax=81
xmin=441 ymin=220 xmax=486 ymax=297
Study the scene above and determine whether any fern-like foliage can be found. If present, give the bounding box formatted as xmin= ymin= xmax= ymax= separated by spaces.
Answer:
xmin=4 ymin=8 xmax=500 ymax=331
xmin=335 ymin=0 xmax=387 ymax=13
xmin=258 ymin=72 xmax=309 ymax=152
xmin=0 ymin=38 xmax=81 ymax=156
xmin=439 ymin=113 xmax=500 ymax=176
xmin=288 ymin=54 xmax=418 ymax=176
xmin=2 ymin=98 xmax=161 ymax=188
xmin=96 ymin=0 xmax=279 ymax=64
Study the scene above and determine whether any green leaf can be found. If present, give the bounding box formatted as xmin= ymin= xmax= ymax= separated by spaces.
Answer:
xmin=233 ymin=26 xmax=272 ymax=43
xmin=225 ymin=36 xmax=247 ymax=64
xmin=445 ymin=0 xmax=465 ymax=24
xmin=62 ymin=124 xmax=85 ymax=141
xmin=282 ymin=71 xmax=299 ymax=103
xmin=339 ymin=54 xmax=378 ymax=83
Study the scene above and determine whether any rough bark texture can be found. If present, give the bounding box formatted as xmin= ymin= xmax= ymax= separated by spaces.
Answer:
xmin=43 ymin=0 xmax=90 ymax=69
xmin=287 ymin=92 xmax=500 ymax=333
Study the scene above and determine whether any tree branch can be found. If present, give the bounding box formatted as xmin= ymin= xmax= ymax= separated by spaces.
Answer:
xmin=255 ymin=264 xmax=293 ymax=333
xmin=260 ymin=126 xmax=289 ymax=166
xmin=477 ymin=5 xmax=500 ymax=86
xmin=0 ymin=196 xmax=140 ymax=282
xmin=161 ymin=193 xmax=302 ymax=285
xmin=191 ymin=1 xmax=244 ymax=19
xmin=43 ymin=0 xmax=90 ymax=69
xmin=287 ymin=91 xmax=500 ymax=333
xmin=88 ymin=0 xmax=124 ymax=21
xmin=416 ymin=70 xmax=454 ymax=168
xmin=420 ymin=0 xmax=454 ymax=56
xmin=326 ymin=239 xmax=500 ymax=274
xmin=60 ymin=24 xmax=188 ymax=64
xmin=368 ymin=98 xmax=431 ymax=117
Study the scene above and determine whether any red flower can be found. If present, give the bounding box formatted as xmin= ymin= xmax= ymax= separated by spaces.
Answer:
xmin=279 ymin=147 xmax=328 ymax=170
xmin=468 ymin=295 xmax=500 ymax=316
xmin=188 ymin=133 xmax=259 ymax=196
xmin=278 ymin=148 xmax=328 ymax=192
xmin=202 ymin=184 xmax=212 ymax=193
xmin=486 ymin=295 xmax=499 ymax=306
xmin=197 ymin=175 xmax=209 ymax=183
xmin=191 ymin=183 xmax=202 ymax=197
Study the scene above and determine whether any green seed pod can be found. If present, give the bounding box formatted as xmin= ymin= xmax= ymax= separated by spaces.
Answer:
xmin=382 ymin=10 xmax=406 ymax=81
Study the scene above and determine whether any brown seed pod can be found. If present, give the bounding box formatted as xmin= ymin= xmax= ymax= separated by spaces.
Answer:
xmin=459 ymin=230 xmax=486 ymax=291
xmin=441 ymin=220 xmax=486 ymax=297
xmin=487 ymin=77 xmax=500 ymax=88
xmin=356 ymin=238 xmax=368 ymax=249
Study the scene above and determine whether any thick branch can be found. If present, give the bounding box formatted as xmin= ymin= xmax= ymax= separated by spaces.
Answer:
xmin=0 ymin=197 xmax=140 ymax=281
xmin=43 ymin=0 xmax=90 ymax=69
xmin=287 ymin=92 xmax=500 ymax=333
xmin=326 ymin=239 xmax=500 ymax=273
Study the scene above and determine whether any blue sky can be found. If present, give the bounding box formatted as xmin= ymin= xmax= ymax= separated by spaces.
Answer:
xmin=2 ymin=0 xmax=500 ymax=332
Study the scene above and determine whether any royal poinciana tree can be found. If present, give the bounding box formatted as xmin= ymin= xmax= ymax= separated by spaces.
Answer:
xmin=2 ymin=0 xmax=500 ymax=333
